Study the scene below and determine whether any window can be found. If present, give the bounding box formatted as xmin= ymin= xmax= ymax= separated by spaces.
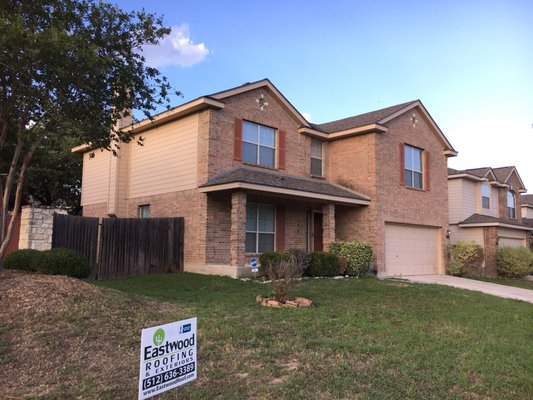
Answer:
xmin=138 ymin=204 xmax=150 ymax=218
xmin=245 ymin=203 xmax=275 ymax=253
xmin=481 ymin=182 xmax=490 ymax=209
xmin=310 ymin=140 xmax=323 ymax=176
xmin=507 ymin=191 xmax=516 ymax=219
xmin=404 ymin=144 xmax=423 ymax=189
xmin=242 ymin=121 xmax=276 ymax=168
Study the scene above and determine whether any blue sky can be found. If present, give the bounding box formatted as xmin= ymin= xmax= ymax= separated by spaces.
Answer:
xmin=118 ymin=0 xmax=532 ymax=188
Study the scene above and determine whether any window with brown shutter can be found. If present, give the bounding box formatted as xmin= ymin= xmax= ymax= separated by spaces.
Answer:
xmin=233 ymin=118 xmax=242 ymax=161
xmin=278 ymin=130 xmax=286 ymax=170
xmin=423 ymin=151 xmax=430 ymax=191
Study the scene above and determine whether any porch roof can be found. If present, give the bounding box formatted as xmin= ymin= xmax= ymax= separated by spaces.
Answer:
xmin=458 ymin=213 xmax=533 ymax=231
xmin=198 ymin=166 xmax=371 ymax=206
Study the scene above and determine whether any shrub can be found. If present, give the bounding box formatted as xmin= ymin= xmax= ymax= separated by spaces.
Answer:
xmin=258 ymin=252 xmax=295 ymax=279
xmin=496 ymin=247 xmax=533 ymax=278
xmin=37 ymin=248 xmax=91 ymax=279
xmin=449 ymin=241 xmax=484 ymax=276
xmin=307 ymin=252 xmax=339 ymax=277
xmin=3 ymin=249 xmax=42 ymax=272
xmin=447 ymin=260 xmax=464 ymax=276
xmin=287 ymin=248 xmax=310 ymax=274
xmin=329 ymin=241 xmax=373 ymax=277
xmin=270 ymin=258 xmax=306 ymax=302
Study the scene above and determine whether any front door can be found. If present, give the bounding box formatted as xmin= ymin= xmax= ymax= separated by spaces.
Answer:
xmin=313 ymin=212 xmax=323 ymax=251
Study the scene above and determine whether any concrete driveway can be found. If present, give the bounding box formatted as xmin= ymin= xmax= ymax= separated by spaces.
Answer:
xmin=400 ymin=275 xmax=533 ymax=304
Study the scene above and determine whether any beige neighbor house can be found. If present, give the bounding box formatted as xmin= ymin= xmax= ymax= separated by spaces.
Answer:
xmin=75 ymin=79 xmax=457 ymax=278
xmin=448 ymin=166 xmax=533 ymax=276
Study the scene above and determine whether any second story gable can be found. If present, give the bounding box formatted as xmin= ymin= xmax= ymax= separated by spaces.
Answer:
xmin=448 ymin=166 xmax=527 ymax=224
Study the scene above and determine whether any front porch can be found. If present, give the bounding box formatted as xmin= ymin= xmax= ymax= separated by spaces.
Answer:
xmin=196 ymin=167 xmax=370 ymax=277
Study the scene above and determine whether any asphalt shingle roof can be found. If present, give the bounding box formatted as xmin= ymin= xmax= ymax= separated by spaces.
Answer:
xmin=200 ymin=166 xmax=370 ymax=202
xmin=459 ymin=213 xmax=532 ymax=229
xmin=311 ymin=101 xmax=418 ymax=133
xmin=521 ymin=194 xmax=533 ymax=206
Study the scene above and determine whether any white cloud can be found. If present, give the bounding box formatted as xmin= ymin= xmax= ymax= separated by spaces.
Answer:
xmin=302 ymin=112 xmax=312 ymax=122
xmin=142 ymin=24 xmax=209 ymax=68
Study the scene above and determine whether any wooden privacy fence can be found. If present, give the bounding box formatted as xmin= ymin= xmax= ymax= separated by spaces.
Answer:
xmin=52 ymin=214 xmax=184 ymax=279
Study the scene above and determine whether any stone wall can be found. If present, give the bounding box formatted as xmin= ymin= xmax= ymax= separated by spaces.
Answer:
xmin=19 ymin=206 xmax=68 ymax=251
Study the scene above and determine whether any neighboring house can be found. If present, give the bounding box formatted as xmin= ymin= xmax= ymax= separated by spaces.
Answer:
xmin=448 ymin=166 xmax=533 ymax=276
xmin=75 ymin=79 xmax=456 ymax=277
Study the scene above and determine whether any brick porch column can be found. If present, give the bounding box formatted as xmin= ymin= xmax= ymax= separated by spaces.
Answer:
xmin=322 ymin=203 xmax=335 ymax=251
xmin=483 ymin=227 xmax=498 ymax=277
xmin=231 ymin=191 xmax=247 ymax=267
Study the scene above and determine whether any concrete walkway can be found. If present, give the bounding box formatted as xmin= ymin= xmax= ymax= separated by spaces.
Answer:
xmin=401 ymin=275 xmax=533 ymax=304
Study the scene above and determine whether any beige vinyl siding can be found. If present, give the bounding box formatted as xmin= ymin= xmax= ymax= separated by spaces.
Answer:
xmin=461 ymin=180 xmax=476 ymax=220
xmin=522 ymin=205 xmax=533 ymax=218
xmin=449 ymin=225 xmax=484 ymax=246
xmin=81 ymin=150 xmax=111 ymax=206
xmin=448 ymin=179 xmax=463 ymax=224
xmin=129 ymin=114 xmax=199 ymax=198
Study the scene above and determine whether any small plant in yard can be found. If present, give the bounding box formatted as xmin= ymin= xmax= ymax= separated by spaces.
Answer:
xmin=3 ymin=249 xmax=42 ymax=272
xmin=258 ymin=251 xmax=294 ymax=279
xmin=37 ymin=248 xmax=91 ymax=279
xmin=329 ymin=240 xmax=372 ymax=276
xmin=307 ymin=252 xmax=339 ymax=277
xmin=270 ymin=258 xmax=306 ymax=303
xmin=496 ymin=246 xmax=533 ymax=278
xmin=449 ymin=241 xmax=484 ymax=276
xmin=287 ymin=248 xmax=311 ymax=274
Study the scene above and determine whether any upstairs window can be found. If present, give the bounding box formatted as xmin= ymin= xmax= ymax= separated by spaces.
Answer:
xmin=481 ymin=182 xmax=490 ymax=209
xmin=138 ymin=204 xmax=150 ymax=218
xmin=245 ymin=203 xmax=275 ymax=253
xmin=242 ymin=121 xmax=276 ymax=168
xmin=404 ymin=144 xmax=423 ymax=189
xmin=507 ymin=191 xmax=516 ymax=219
xmin=310 ymin=140 xmax=323 ymax=176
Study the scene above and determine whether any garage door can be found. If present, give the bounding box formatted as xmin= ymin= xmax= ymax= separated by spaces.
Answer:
xmin=498 ymin=237 xmax=525 ymax=247
xmin=384 ymin=223 xmax=441 ymax=276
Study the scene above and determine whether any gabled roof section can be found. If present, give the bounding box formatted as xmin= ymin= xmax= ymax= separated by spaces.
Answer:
xmin=312 ymin=101 xmax=417 ymax=133
xmin=492 ymin=166 xmax=526 ymax=192
xmin=208 ymin=79 xmax=311 ymax=128
xmin=308 ymin=100 xmax=456 ymax=156
xmin=521 ymin=194 xmax=533 ymax=206
xmin=448 ymin=166 xmax=525 ymax=191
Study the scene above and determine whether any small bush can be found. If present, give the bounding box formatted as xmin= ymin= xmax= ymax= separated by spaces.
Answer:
xmin=496 ymin=247 xmax=533 ymax=278
xmin=270 ymin=258 xmax=306 ymax=302
xmin=449 ymin=241 xmax=484 ymax=276
xmin=447 ymin=260 xmax=464 ymax=276
xmin=287 ymin=248 xmax=310 ymax=274
xmin=258 ymin=252 xmax=295 ymax=279
xmin=3 ymin=249 xmax=42 ymax=272
xmin=307 ymin=252 xmax=339 ymax=277
xmin=37 ymin=248 xmax=91 ymax=279
xmin=329 ymin=241 xmax=373 ymax=277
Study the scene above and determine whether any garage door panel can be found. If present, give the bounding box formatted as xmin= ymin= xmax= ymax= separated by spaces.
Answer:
xmin=385 ymin=224 xmax=440 ymax=276
xmin=498 ymin=237 xmax=525 ymax=248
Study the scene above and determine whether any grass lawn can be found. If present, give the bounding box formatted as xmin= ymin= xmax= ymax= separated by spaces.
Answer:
xmin=470 ymin=276 xmax=533 ymax=291
xmin=95 ymin=273 xmax=533 ymax=400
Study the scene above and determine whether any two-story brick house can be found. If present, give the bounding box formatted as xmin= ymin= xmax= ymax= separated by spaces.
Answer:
xmin=448 ymin=166 xmax=533 ymax=276
xmin=75 ymin=79 xmax=456 ymax=277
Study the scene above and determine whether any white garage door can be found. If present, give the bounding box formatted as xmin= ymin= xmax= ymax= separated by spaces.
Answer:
xmin=498 ymin=237 xmax=525 ymax=247
xmin=384 ymin=223 xmax=441 ymax=276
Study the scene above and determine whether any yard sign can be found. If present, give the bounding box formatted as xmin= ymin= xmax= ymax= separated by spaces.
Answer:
xmin=138 ymin=318 xmax=197 ymax=399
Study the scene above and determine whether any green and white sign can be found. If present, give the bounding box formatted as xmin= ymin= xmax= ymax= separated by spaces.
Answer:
xmin=138 ymin=318 xmax=197 ymax=400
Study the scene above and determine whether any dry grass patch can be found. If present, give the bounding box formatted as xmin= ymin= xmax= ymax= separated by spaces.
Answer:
xmin=0 ymin=270 xmax=190 ymax=399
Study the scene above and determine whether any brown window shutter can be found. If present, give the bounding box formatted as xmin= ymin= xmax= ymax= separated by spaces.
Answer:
xmin=276 ymin=205 xmax=285 ymax=251
xmin=278 ymin=130 xmax=286 ymax=170
xmin=424 ymin=151 xmax=430 ymax=191
xmin=399 ymin=143 xmax=405 ymax=186
xmin=233 ymin=118 xmax=242 ymax=161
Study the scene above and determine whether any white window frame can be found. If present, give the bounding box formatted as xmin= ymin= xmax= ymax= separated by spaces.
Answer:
xmin=404 ymin=144 xmax=423 ymax=189
xmin=138 ymin=204 xmax=150 ymax=218
xmin=481 ymin=182 xmax=490 ymax=209
xmin=507 ymin=191 xmax=516 ymax=219
xmin=242 ymin=120 xmax=276 ymax=168
xmin=310 ymin=139 xmax=323 ymax=176
xmin=245 ymin=202 xmax=276 ymax=253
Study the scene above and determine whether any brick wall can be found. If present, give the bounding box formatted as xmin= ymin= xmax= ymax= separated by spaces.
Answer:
xmin=483 ymin=226 xmax=498 ymax=277
xmin=82 ymin=202 xmax=108 ymax=218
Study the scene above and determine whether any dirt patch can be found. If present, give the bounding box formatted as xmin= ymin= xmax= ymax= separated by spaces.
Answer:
xmin=0 ymin=270 xmax=187 ymax=399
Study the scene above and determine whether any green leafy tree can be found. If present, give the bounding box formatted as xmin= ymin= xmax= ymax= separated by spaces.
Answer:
xmin=0 ymin=0 xmax=177 ymax=264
